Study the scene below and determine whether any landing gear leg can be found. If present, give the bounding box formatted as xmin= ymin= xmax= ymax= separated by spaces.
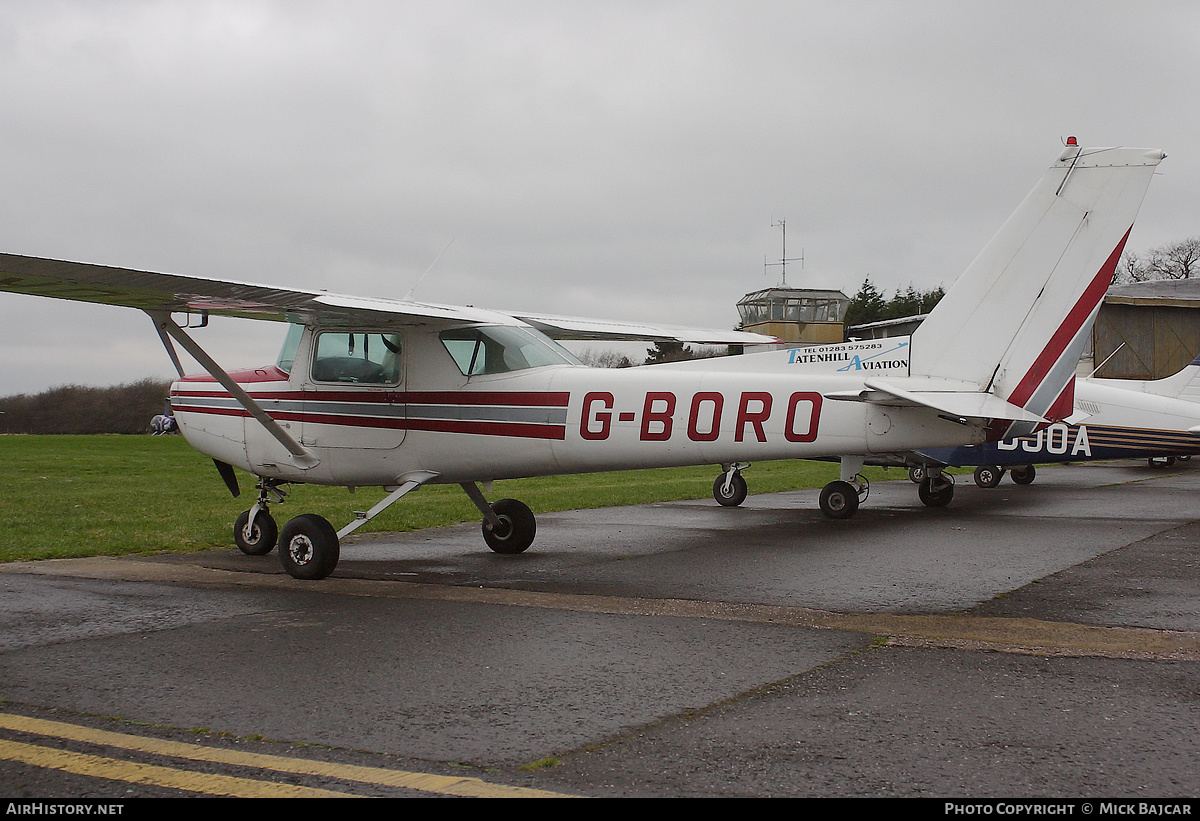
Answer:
xmin=234 ymin=478 xmax=285 ymax=556
xmin=461 ymin=482 xmax=537 ymax=554
xmin=335 ymin=473 xmax=436 ymax=540
xmin=277 ymin=471 xmax=437 ymax=580
xmin=820 ymin=457 xmax=868 ymax=519
xmin=713 ymin=462 xmax=750 ymax=507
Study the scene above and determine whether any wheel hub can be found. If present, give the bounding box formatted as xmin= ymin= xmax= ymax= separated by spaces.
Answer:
xmin=487 ymin=515 xmax=514 ymax=541
xmin=288 ymin=535 xmax=314 ymax=565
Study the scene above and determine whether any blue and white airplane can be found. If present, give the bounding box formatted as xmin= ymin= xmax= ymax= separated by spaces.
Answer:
xmin=913 ymin=355 xmax=1200 ymax=489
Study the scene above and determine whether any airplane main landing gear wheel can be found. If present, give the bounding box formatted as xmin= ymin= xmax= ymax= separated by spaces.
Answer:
xmin=819 ymin=480 xmax=859 ymax=519
xmin=918 ymin=475 xmax=955 ymax=507
xmin=1009 ymin=465 xmax=1037 ymax=485
xmin=973 ymin=465 xmax=1003 ymax=489
xmin=234 ymin=509 xmax=278 ymax=555
xmin=483 ymin=498 xmax=536 ymax=554
xmin=713 ymin=471 xmax=748 ymax=507
xmin=278 ymin=514 xmax=340 ymax=580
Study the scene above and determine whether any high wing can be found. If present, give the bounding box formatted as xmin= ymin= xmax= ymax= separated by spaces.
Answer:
xmin=502 ymin=310 xmax=775 ymax=346
xmin=0 ymin=252 xmax=525 ymax=326
xmin=0 ymin=252 xmax=773 ymax=345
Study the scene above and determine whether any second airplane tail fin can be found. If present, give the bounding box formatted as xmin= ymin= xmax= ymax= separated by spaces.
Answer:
xmin=1091 ymin=352 xmax=1200 ymax=403
xmin=909 ymin=142 xmax=1165 ymax=437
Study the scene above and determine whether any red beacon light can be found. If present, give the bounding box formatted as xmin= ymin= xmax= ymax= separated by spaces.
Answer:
xmin=1066 ymin=136 xmax=1078 ymax=146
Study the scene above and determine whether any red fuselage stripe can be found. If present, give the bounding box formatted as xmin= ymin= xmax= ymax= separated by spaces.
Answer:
xmin=172 ymin=389 xmax=571 ymax=406
xmin=170 ymin=404 xmax=567 ymax=440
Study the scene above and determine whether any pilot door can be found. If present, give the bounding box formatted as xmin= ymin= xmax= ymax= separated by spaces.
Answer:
xmin=300 ymin=330 xmax=407 ymax=449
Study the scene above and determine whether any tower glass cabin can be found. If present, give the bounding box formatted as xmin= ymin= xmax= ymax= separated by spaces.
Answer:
xmin=736 ymin=288 xmax=849 ymax=344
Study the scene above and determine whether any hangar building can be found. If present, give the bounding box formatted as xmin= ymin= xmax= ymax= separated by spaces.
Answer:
xmin=1092 ymin=279 xmax=1200 ymax=379
xmin=840 ymin=279 xmax=1200 ymax=380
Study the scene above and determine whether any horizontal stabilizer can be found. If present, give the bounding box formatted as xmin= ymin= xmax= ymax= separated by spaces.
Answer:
xmin=826 ymin=378 xmax=1047 ymax=424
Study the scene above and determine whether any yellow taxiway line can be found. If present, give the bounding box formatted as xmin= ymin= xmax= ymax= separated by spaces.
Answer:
xmin=0 ymin=712 xmax=574 ymax=798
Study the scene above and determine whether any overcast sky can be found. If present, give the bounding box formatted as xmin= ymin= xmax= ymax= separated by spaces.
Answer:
xmin=1 ymin=0 xmax=1198 ymax=393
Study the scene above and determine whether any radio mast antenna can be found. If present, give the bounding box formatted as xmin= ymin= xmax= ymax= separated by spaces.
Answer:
xmin=764 ymin=219 xmax=803 ymax=286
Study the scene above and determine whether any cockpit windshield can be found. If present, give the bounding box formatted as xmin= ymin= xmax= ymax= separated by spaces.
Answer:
xmin=439 ymin=325 xmax=581 ymax=376
xmin=276 ymin=323 xmax=304 ymax=375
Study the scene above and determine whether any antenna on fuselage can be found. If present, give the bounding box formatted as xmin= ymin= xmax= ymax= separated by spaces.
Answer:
xmin=764 ymin=219 xmax=803 ymax=287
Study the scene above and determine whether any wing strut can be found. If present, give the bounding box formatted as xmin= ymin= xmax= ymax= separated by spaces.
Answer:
xmin=146 ymin=310 xmax=319 ymax=470
xmin=149 ymin=315 xmax=187 ymax=378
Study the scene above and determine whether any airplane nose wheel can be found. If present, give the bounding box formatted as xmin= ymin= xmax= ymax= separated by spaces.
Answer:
xmin=233 ymin=477 xmax=286 ymax=556
xmin=482 ymin=499 xmax=536 ymax=554
xmin=279 ymin=514 xmax=340 ymax=580
xmin=234 ymin=509 xmax=278 ymax=556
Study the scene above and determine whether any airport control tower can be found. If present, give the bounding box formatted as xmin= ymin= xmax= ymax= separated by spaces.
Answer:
xmin=738 ymin=221 xmax=849 ymax=344
xmin=736 ymin=287 xmax=849 ymax=344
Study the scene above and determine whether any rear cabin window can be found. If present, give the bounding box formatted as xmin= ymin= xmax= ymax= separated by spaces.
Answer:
xmin=310 ymin=332 xmax=403 ymax=384
xmin=439 ymin=326 xmax=581 ymax=375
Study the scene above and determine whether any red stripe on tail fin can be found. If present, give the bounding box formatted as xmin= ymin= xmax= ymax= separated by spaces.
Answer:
xmin=1044 ymin=376 xmax=1076 ymax=422
xmin=1004 ymin=228 xmax=1131 ymax=410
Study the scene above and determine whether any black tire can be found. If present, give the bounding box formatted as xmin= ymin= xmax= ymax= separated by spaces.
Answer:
xmin=234 ymin=509 xmax=278 ymax=556
xmin=908 ymin=466 xmax=925 ymax=483
xmin=1010 ymin=465 xmax=1037 ymax=485
xmin=278 ymin=514 xmax=340 ymax=580
xmin=918 ymin=476 xmax=954 ymax=507
xmin=819 ymin=481 xmax=859 ymax=519
xmin=483 ymin=498 xmax=536 ymax=554
xmin=713 ymin=472 xmax=748 ymax=507
xmin=973 ymin=465 xmax=1003 ymax=489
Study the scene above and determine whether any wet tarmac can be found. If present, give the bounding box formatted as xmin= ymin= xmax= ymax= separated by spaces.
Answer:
xmin=1 ymin=461 xmax=1198 ymax=797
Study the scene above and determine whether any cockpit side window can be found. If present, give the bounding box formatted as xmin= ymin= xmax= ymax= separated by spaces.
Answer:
xmin=439 ymin=325 xmax=580 ymax=376
xmin=310 ymin=331 xmax=403 ymax=384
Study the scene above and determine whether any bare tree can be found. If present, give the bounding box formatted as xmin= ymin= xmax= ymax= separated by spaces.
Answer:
xmin=576 ymin=348 xmax=637 ymax=368
xmin=1115 ymin=237 xmax=1200 ymax=284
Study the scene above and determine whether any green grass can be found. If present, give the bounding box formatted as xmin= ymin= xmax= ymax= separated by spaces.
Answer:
xmin=0 ymin=435 xmax=901 ymax=563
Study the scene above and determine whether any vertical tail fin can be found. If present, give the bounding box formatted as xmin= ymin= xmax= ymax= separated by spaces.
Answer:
xmin=1155 ymin=354 xmax=1200 ymax=402
xmin=910 ymin=143 xmax=1165 ymax=437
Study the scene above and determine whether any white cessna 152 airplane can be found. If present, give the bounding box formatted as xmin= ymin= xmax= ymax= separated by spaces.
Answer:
xmin=0 ymin=141 xmax=1165 ymax=579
